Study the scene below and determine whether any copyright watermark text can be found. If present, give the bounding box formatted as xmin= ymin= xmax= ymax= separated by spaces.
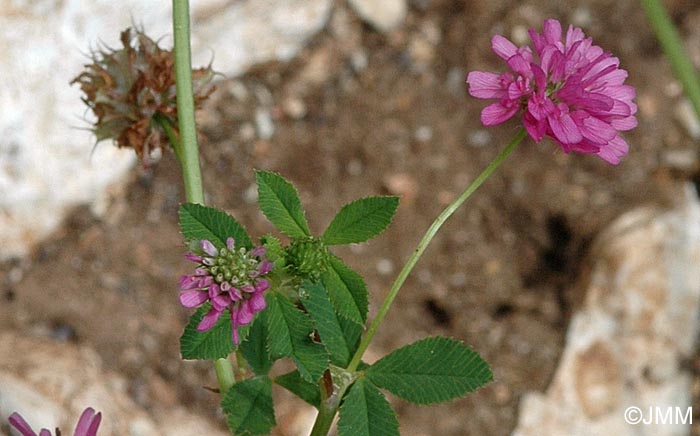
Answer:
xmin=624 ymin=406 xmax=692 ymax=425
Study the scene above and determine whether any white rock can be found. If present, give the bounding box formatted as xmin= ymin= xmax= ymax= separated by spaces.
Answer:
xmin=0 ymin=0 xmax=332 ymax=260
xmin=347 ymin=0 xmax=407 ymax=32
xmin=0 ymin=333 xmax=229 ymax=436
xmin=513 ymin=184 xmax=700 ymax=436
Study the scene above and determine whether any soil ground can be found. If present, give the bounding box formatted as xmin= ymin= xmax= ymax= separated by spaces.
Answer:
xmin=2 ymin=0 xmax=700 ymax=435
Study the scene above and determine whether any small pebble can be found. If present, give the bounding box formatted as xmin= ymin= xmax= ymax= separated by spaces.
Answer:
xmin=239 ymin=123 xmax=256 ymax=142
xmin=376 ymin=258 xmax=395 ymax=276
xmin=415 ymin=125 xmax=433 ymax=142
xmin=347 ymin=158 xmax=364 ymax=176
xmin=350 ymin=50 xmax=369 ymax=72
xmin=243 ymin=184 xmax=258 ymax=204
xmin=674 ymin=99 xmax=700 ymax=139
xmin=282 ymin=97 xmax=307 ymax=120
xmin=383 ymin=172 xmax=418 ymax=204
xmin=469 ymin=129 xmax=492 ymax=148
xmin=255 ymin=109 xmax=275 ymax=140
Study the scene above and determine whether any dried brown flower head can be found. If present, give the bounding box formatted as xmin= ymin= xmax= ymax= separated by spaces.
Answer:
xmin=72 ymin=27 xmax=215 ymax=166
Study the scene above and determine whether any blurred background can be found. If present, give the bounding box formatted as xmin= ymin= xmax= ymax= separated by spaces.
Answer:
xmin=1 ymin=0 xmax=699 ymax=435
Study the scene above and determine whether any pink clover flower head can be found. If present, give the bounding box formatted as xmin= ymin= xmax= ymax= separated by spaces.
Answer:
xmin=467 ymin=19 xmax=637 ymax=164
xmin=179 ymin=237 xmax=273 ymax=345
xmin=8 ymin=407 xmax=102 ymax=436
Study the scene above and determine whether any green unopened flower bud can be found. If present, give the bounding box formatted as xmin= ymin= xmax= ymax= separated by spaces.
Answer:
xmin=285 ymin=237 xmax=329 ymax=282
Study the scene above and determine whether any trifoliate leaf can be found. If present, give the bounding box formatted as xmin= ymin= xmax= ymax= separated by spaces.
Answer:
xmin=222 ymin=376 xmax=275 ymax=436
xmin=261 ymin=292 xmax=329 ymax=382
xmin=322 ymin=196 xmax=399 ymax=245
xmin=302 ymin=281 xmax=355 ymax=366
xmin=321 ymin=256 xmax=368 ymax=324
xmin=178 ymin=203 xmax=253 ymax=249
xmin=338 ymin=378 xmax=399 ymax=436
xmin=275 ymin=370 xmax=321 ymax=408
xmin=180 ymin=304 xmax=234 ymax=360
xmin=255 ymin=170 xmax=311 ymax=238
xmin=240 ymin=315 xmax=273 ymax=376
xmin=366 ymin=336 xmax=493 ymax=404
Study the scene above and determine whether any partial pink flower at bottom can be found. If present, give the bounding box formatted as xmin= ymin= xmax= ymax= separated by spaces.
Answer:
xmin=467 ymin=19 xmax=637 ymax=164
xmin=8 ymin=408 xmax=101 ymax=436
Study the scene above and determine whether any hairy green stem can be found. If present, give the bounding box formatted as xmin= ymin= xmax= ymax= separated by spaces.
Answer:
xmin=346 ymin=128 xmax=527 ymax=372
xmin=641 ymin=0 xmax=700 ymax=120
xmin=172 ymin=0 xmax=205 ymax=205
xmin=172 ymin=0 xmax=235 ymax=395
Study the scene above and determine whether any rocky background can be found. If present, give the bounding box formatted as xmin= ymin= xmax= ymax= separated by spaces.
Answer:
xmin=1 ymin=0 xmax=700 ymax=435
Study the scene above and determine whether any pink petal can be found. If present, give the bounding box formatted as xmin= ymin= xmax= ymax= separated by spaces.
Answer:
xmin=212 ymin=294 xmax=231 ymax=311
xmin=506 ymin=54 xmax=531 ymax=77
xmin=200 ymin=240 xmax=218 ymax=257
xmin=231 ymin=306 xmax=241 ymax=345
xmin=179 ymin=275 xmax=200 ymax=291
xmin=208 ymin=284 xmax=221 ymax=299
xmin=226 ymin=237 xmax=235 ymax=251
xmin=179 ymin=290 xmax=209 ymax=308
xmin=255 ymin=279 xmax=270 ymax=293
xmin=565 ymin=25 xmax=585 ymax=49
xmin=236 ymin=302 xmax=254 ymax=326
xmin=184 ymin=253 xmax=203 ymax=263
xmin=8 ymin=413 xmax=39 ymax=436
xmin=249 ymin=292 xmax=267 ymax=312
xmin=241 ymin=284 xmax=255 ymax=293
xmin=480 ymin=102 xmax=519 ymax=126
xmin=197 ymin=308 xmax=223 ymax=331
xmin=610 ymin=115 xmax=637 ymax=131
xmin=258 ymin=260 xmax=273 ymax=275
xmin=85 ymin=414 xmax=102 ymax=436
xmin=523 ymin=112 xmax=547 ymax=142
xmin=579 ymin=115 xmax=617 ymax=144
xmin=229 ymin=287 xmax=242 ymax=301
xmin=250 ymin=246 xmax=266 ymax=257
xmin=491 ymin=35 xmax=518 ymax=61
xmin=74 ymin=408 xmax=101 ymax=436
xmin=548 ymin=107 xmax=583 ymax=145
xmin=597 ymin=136 xmax=629 ymax=165
xmin=38 ymin=431 xmax=51 ymax=436
xmin=467 ymin=71 xmax=506 ymax=99
xmin=542 ymin=19 xmax=562 ymax=45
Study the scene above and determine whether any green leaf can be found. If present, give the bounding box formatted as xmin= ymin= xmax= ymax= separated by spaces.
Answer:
xmin=275 ymin=370 xmax=321 ymax=408
xmin=262 ymin=292 xmax=329 ymax=382
xmin=302 ymin=281 xmax=354 ymax=366
xmin=180 ymin=304 xmax=234 ymax=360
xmin=321 ymin=256 xmax=368 ymax=323
xmin=366 ymin=337 xmax=493 ymax=404
xmin=338 ymin=378 xmax=399 ymax=436
xmin=339 ymin=316 xmax=363 ymax=358
xmin=178 ymin=203 xmax=253 ymax=249
xmin=240 ymin=315 xmax=273 ymax=375
xmin=222 ymin=376 xmax=275 ymax=436
xmin=322 ymin=196 xmax=399 ymax=245
xmin=255 ymin=170 xmax=311 ymax=238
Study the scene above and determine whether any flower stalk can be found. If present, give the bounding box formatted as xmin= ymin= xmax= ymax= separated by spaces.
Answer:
xmin=172 ymin=0 xmax=205 ymax=205
xmin=640 ymin=0 xmax=700 ymax=121
xmin=172 ymin=0 xmax=234 ymax=395
xmin=346 ymin=128 xmax=527 ymax=372
xmin=307 ymin=129 xmax=527 ymax=436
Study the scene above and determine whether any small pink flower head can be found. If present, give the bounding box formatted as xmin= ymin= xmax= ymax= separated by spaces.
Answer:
xmin=467 ymin=19 xmax=637 ymax=164
xmin=8 ymin=408 xmax=101 ymax=436
xmin=179 ymin=238 xmax=273 ymax=345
